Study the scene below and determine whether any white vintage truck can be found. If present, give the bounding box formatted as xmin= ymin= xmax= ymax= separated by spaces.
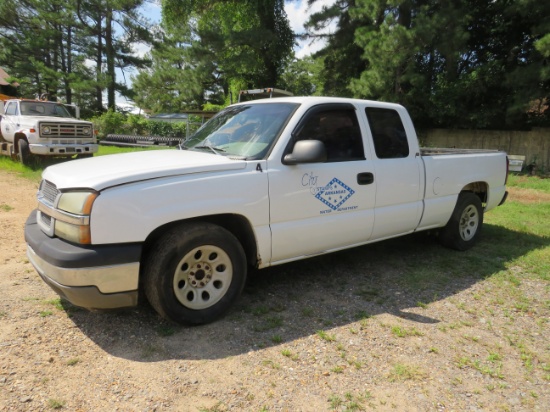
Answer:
xmin=0 ymin=98 xmax=97 ymax=165
xmin=24 ymin=97 xmax=509 ymax=325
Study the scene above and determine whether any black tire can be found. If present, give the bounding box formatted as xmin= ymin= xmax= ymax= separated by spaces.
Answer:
xmin=143 ymin=222 xmax=247 ymax=325
xmin=18 ymin=139 xmax=32 ymax=166
xmin=439 ymin=192 xmax=484 ymax=251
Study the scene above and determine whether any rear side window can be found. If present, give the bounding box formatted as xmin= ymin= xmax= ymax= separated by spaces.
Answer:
xmin=365 ymin=108 xmax=409 ymax=159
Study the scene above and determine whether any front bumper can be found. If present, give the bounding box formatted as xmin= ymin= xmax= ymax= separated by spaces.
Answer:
xmin=25 ymin=210 xmax=141 ymax=310
xmin=29 ymin=143 xmax=98 ymax=156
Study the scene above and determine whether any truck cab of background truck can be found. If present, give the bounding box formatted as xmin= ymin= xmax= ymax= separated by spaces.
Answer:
xmin=0 ymin=99 xmax=97 ymax=164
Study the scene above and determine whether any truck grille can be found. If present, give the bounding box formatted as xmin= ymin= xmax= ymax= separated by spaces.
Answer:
xmin=40 ymin=122 xmax=92 ymax=138
xmin=40 ymin=180 xmax=59 ymax=205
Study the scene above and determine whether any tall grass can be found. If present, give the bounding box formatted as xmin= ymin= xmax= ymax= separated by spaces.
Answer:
xmin=0 ymin=156 xmax=43 ymax=182
xmin=507 ymin=173 xmax=550 ymax=191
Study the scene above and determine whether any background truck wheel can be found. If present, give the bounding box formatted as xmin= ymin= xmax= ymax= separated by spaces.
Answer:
xmin=143 ymin=222 xmax=247 ymax=325
xmin=439 ymin=192 xmax=483 ymax=251
xmin=18 ymin=139 xmax=32 ymax=166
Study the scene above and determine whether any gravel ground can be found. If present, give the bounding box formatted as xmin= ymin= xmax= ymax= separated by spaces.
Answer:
xmin=0 ymin=169 xmax=548 ymax=411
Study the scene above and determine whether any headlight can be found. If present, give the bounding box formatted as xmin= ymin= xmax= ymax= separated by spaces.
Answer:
xmin=57 ymin=191 xmax=97 ymax=215
xmin=54 ymin=191 xmax=98 ymax=244
xmin=41 ymin=125 xmax=51 ymax=135
xmin=82 ymin=126 xmax=92 ymax=135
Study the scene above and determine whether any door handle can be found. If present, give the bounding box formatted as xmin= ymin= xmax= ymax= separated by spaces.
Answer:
xmin=357 ymin=172 xmax=374 ymax=185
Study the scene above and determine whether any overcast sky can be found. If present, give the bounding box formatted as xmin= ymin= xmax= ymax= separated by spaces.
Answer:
xmin=285 ymin=0 xmax=338 ymax=57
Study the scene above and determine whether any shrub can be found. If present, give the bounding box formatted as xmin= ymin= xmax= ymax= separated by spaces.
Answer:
xmin=126 ymin=114 xmax=149 ymax=136
xmin=89 ymin=111 xmax=209 ymax=139
xmin=90 ymin=110 xmax=126 ymax=138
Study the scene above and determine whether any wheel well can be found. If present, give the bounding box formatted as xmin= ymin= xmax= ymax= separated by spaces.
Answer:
xmin=461 ymin=181 xmax=488 ymax=204
xmin=141 ymin=214 xmax=259 ymax=269
xmin=14 ymin=133 xmax=27 ymax=154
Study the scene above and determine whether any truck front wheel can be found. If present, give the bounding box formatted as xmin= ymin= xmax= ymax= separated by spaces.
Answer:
xmin=143 ymin=222 xmax=247 ymax=325
xmin=18 ymin=139 xmax=32 ymax=166
xmin=439 ymin=192 xmax=483 ymax=251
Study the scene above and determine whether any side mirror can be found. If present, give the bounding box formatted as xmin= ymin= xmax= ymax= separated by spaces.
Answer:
xmin=283 ymin=140 xmax=327 ymax=165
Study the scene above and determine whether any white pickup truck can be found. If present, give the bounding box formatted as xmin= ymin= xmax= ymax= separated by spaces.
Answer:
xmin=0 ymin=99 xmax=97 ymax=165
xmin=24 ymin=97 xmax=508 ymax=325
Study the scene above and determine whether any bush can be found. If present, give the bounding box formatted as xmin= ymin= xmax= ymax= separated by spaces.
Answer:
xmin=146 ymin=121 xmax=187 ymax=137
xmin=90 ymin=109 xmax=127 ymax=138
xmin=126 ymin=114 xmax=149 ymax=136
xmin=89 ymin=111 xmax=196 ymax=139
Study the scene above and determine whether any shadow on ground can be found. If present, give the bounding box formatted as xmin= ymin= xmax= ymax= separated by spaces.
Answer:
xmin=64 ymin=223 xmax=549 ymax=361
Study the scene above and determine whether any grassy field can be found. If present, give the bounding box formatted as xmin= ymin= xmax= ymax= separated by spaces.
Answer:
xmin=0 ymin=145 xmax=168 ymax=181
xmin=485 ymin=175 xmax=550 ymax=284
xmin=95 ymin=144 xmax=170 ymax=156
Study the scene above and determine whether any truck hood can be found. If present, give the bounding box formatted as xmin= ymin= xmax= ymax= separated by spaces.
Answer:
xmin=18 ymin=116 xmax=92 ymax=130
xmin=18 ymin=116 xmax=92 ymax=129
xmin=35 ymin=117 xmax=92 ymax=124
xmin=42 ymin=150 xmax=247 ymax=191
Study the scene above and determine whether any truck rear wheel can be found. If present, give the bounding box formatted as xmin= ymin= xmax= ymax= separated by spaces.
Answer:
xmin=439 ymin=192 xmax=483 ymax=251
xmin=18 ymin=139 xmax=32 ymax=166
xmin=143 ymin=222 xmax=247 ymax=325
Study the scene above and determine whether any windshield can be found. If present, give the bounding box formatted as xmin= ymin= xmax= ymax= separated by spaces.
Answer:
xmin=20 ymin=101 xmax=73 ymax=118
xmin=182 ymin=102 xmax=298 ymax=159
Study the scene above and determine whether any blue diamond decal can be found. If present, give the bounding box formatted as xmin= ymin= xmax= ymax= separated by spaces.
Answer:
xmin=315 ymin=178 xmax=355 ymax=210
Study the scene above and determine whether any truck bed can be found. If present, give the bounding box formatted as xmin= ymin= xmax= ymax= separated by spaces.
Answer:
xmin=420 ymin=147 xmax=501 ymax=156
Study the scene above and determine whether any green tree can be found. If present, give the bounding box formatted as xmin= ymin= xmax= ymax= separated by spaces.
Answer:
xmin=135 ymin=0 xmax=294 ymax=109
xmin=348 ymin=0 xmax=550 ymax=128
xmin=0 ymin=0 xmax=151 ymax=113
xmin=131 ymin=24 xmax=211 ymax=112
xmin=0 ymin=0 xmax=89 ymax=101
xmin=75 ymin=0 xmax=152 ymax=111
xmin=305 ymin=0 xmax=367 ymax=97
xmin=279 ymin=56 xmax=320 ymax=96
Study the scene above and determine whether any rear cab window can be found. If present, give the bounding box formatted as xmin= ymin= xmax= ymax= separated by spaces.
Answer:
xmin=365 ymin=107 xmax=409 ymax=159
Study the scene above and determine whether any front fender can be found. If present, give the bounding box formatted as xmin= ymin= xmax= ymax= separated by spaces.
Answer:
xmin=16 ymin=128 xmax=37 ymax=138
xmin=88 ymin=164 xmax=272 ymax=265
xmin=14 ymin=132 xmax=30 ymax=150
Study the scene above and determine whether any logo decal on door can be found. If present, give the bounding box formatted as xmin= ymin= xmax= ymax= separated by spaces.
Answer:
xmin=315 ymin=178 xmax=355 ymax=211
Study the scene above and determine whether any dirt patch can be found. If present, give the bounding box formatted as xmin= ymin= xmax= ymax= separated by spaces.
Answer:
xmin=0 ymin=170 xmax=548 ymax=411
xmin=508 ymin=186 xmax=550 ymax=204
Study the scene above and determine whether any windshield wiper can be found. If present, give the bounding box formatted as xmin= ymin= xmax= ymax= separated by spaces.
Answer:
xmin=194 ymin=145 xmax=226 ymax=155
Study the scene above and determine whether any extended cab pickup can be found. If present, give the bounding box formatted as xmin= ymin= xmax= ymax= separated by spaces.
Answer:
xmin=24 ymin=97 xmax=508 ymax=325
xmin=0 ymin=99 xmax=97 ymax=165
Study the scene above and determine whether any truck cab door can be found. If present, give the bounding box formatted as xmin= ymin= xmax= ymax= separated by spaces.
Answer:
xmin=1 ymin=102 xmax=18 ymax=141
xmin=268 ymin=104 xmax=376 ymax=263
